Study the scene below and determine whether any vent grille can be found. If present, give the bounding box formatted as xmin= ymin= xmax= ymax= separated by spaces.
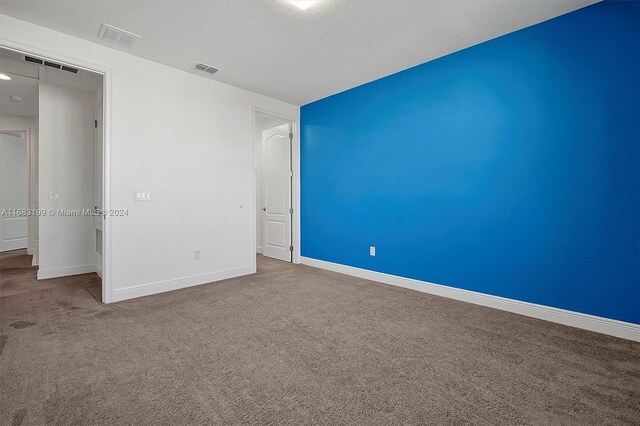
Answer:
xmin=193 ymin=62 xmax=219 ymax=76
xmin=25 ymin=56 xmax=43 ymax=65
xmin=24 ymin=55 xmax=78 ymax=74
xmin=44 ymin=61 xmax=61 ymax=70
xmin=98 ymin=23 xmax=140 ymax=47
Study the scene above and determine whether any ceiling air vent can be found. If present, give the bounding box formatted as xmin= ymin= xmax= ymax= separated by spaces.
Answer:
xmin=98 ymin=23 xmax=140 ymax=48
xmin=193 ymin=62 xmax=219 ymax=76
xmin=24 ymin=56 xmax=79 ymax=74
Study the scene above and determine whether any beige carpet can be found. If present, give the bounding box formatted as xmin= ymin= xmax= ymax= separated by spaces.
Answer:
xmin=1 ymin=250 xmax=638 ymax=425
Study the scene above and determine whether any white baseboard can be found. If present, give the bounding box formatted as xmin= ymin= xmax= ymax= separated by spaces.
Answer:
xmin=0 ymin=240 xmax=27 ymax=252
xmin=300 ymin=257 xmax=640 ymax=342
xmin=111 ymin=265 xmax=255 ymax=303
xmin=256 ymin=246 xmax=263 ymax=254
xmin=38 ymin=264 xmax=98 ymax=280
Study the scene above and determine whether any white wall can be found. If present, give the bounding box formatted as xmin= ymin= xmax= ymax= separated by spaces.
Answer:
xmin=0 ymin=14 xmax=300 ymax=301
xmin=0 ymin=116 xmax=37 ymax=256
xmin=38 ymin=82 xmax=96 ymax=278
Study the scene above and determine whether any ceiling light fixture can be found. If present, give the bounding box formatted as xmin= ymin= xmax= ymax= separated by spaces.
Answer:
xmin=0 ymin=73 xmax=11 ymax=80
xmin=289 ymin=1 xmax=318 ymax=11
xmin=10 ymin=96 xmax=23 ymax=102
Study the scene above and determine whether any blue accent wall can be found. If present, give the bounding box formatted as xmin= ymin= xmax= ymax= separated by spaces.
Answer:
xmin=300 ymin=1 xmax=640 ymax=324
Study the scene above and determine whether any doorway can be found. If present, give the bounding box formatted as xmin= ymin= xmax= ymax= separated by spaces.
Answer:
xmin=0 ymin=45 xmax=107 ymax=301
xmin=0 ymin=129 xmax=29 ymax=252
xmin=254 ymin=111 xmax=296 ymax=263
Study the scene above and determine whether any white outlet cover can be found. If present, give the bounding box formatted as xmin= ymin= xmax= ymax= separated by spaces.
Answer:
xmin=370 ymin=246 xmax=376 ymax=256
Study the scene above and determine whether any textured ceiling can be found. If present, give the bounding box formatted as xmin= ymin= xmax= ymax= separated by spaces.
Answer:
xmin=0 ymin=0 xmax=598 ymax=105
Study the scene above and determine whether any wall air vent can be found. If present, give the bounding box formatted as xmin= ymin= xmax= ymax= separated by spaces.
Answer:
xmin=61 ymin=65 xmax=78 ymax=74
xmin=24 ymin=56 xmax=43 ymax=65
xmin=44 ymin=61 xmax=61 ymax=70
xmin=98 ymin=23 xmax=140 ymax=48
xmin=193 ymin=62 xmax=219 ymax=76
xmin=24 ymin=56 xmax=79 ymax=74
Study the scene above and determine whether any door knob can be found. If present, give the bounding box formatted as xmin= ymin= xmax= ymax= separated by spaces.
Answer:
xmin=262 ymin=207 xmax=266 ymax=211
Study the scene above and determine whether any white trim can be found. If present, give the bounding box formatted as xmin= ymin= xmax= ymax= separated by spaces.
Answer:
xmin=292 ymin=120 xmax=301 ymax=264
xmin=300 ymin=257 xmax=640 ymax=342
xmin=101 ymin=65 xmax=112 ymax=303
xmin=31 ymin=243 xmax=38 ymax=266
xmin=0 ymin=240 xmax=28 ymax=252
xmin=250 ymin=108 xmax=257 ymax=273
xmin=256 ymin=245 xmax=263 ymax=254
xmin=38 ymin=264 xmax=98 ymax=280
xmin=111 ymin=265 xmax=255 ymax=302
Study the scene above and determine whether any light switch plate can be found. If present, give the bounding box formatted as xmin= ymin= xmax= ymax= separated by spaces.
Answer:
xmin=134 ymin=190 xmax=152 ymax=202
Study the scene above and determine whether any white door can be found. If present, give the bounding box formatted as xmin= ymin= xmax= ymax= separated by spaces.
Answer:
xmin=0 ymin=130 xmax=28 ymax=252
xmin=262 ymin=124 xmax=292 ymax=262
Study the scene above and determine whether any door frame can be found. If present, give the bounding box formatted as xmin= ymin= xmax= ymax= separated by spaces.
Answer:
xmin=0 ymin=127 xmax=31 ymax=253
xmin=0 ymin=39 xmax=113 ymax=303
xmin=251 ymin=106 xmax=301 ymax=269
xmin=94 ymin=98 xmax=104 ymax=277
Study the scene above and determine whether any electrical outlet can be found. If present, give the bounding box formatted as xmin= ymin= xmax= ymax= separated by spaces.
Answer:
xmin=370 ymin=246 xmax=376 ymax=256
xmin=49 ymin=192 xmax=60 ymax=201
xmin=194 ymin=250 xmax=200 ymax=260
